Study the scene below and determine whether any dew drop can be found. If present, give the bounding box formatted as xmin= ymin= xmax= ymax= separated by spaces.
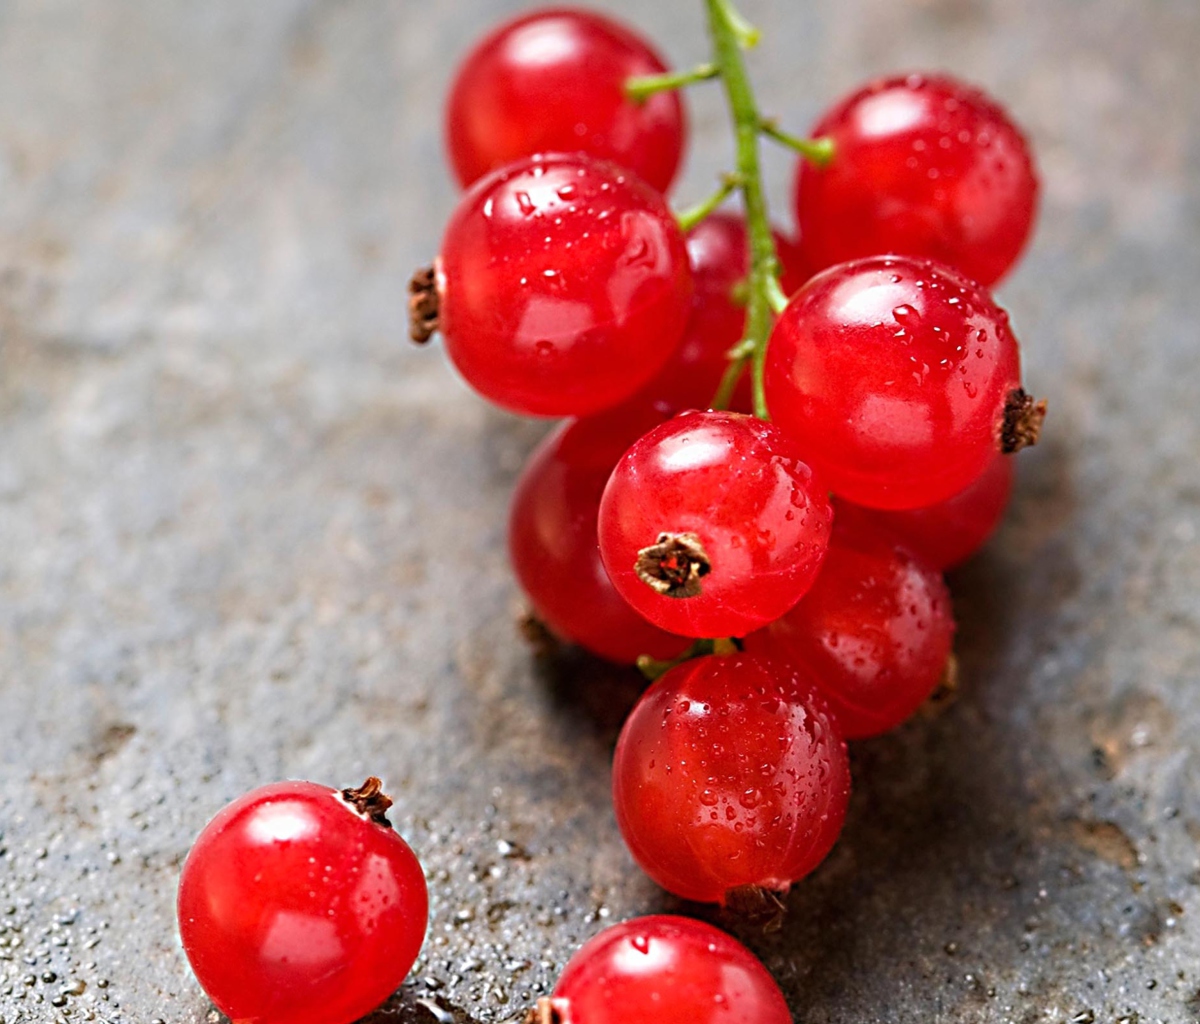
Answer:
xmin=515 ymin=192 xmax=535 ymax=216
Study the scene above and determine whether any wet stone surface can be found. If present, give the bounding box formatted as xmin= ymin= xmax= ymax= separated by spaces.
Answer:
xmin=1 ymin=0 xmax=1199 ymax=1022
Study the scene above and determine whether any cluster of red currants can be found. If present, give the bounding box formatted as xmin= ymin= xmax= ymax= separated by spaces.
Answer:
xmin=174 ymin=4 xmax=1046 ymax=1023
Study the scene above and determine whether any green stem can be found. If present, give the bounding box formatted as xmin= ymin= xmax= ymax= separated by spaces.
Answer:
xmin=637 ymin=637 xmax=739 ymax=682
xmin=705 ymin=0 xmax=777 ymax=420
xmin=675 ymin=173 xmax=743 ymax=233
xmin=626 ymin=61 xmax=719 ymax=102
xmin=759 ymin=119 xmax=835 ymax=166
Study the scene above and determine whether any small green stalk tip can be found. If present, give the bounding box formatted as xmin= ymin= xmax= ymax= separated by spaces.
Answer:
xmin=675 ymin=173 xmax=743 ymax=233
xmin=760 ymin=120 xmax=836 ymax=167
xmin=713 ymin=0 xmax=761 ymax=48
xmin=626 ymin=62 xmax=720 ymax=103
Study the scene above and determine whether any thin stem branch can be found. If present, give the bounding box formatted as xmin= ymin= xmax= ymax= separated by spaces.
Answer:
xmin=760 ymin=118 xmax=835 ymax=166
xmin=626 ymin=62 xmax=720 ymax=102
xmin=675 ymin=173 xmax=743 ymax=233
xmin=712 ymin=0 xmax=761 ymax=48
xmin=704 ymin=0 xmax=777 ymax=419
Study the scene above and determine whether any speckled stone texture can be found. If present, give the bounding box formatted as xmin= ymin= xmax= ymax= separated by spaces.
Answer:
xmin=0 ymin=1 xmax=1198 ymax=1022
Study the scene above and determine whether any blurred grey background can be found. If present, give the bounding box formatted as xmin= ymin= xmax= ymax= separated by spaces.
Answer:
xmin=0 ymin=1 xmax=1198 ymax=1022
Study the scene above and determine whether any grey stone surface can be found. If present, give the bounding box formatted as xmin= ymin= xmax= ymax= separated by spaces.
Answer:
xmin=0 ymin=0 xmax=1198 ymax=1021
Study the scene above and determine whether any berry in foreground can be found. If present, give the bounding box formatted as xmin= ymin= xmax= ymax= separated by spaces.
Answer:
xmin=446 ymin=8 xmax=686 ymax=194
xmin=612 ymin=653 xmax=850 ymax=904
xmin=599 ymin=411 xmax=833 ymax=638
xmin=643 ymin=211 xmax=811 ymax=411
xmin=796 ymin=73 xmax=1038 ymax=287
xmin=839 ymin=451 xmax=1015 ymax=570
xmin=764 ymin=254 xmax=1038 ymax=510
xmin=542 ymin=915 xmax=791 ymax=1024
xmin=745 ymin=518 xmax=955 ymax=738
xmin=178 ymin=779 xmax=428 ymax=1024
xmin=426 ymin=153 xmax=692 ymax=417
xmin=509 ymin=400 xmax=688 ymax=664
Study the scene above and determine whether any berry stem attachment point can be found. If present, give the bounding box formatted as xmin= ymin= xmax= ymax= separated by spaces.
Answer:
xmin=340 ymin=777 xmax=394 ymax=828
xmin=637 ymin=637 xmax=740 ymax=682
xmin=704 ymin=0 xmax=781 ymax=420
xmin=676 ymin=173 xmax=744 ymax=233
xmin=408 ymin=265 xmax=439 ymax=344
xmin=626 ymin=61 xmax=720 ymax=102
xmin=712 ymin=0 xmax=761 ymax=48
xmin=759 ymin=119 xmax=835 ymax=166
xmin=1001 ymin=387 xmax=1048 ymax=453
xmin=522 ymin=998 xmax=560 ymax=1024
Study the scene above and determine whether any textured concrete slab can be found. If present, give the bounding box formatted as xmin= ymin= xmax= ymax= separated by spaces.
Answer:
xmin=0 ymin=1 xmax=1198 ymax=1022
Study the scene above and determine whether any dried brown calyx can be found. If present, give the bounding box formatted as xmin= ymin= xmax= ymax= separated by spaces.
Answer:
xmin=1001 ymin=387 xmax=1047 ymax=454
xmin=635 ymin=532 xmax=712 ymax=599
xmin=408 ymin=265 xmax=440 ymax=344
xmin=723 ymin=883 xmax=788 ymax=933
xmin=340 ymin=776 xmax=394 ymax=828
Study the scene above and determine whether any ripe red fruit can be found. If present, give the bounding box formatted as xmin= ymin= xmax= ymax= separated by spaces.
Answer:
xmin=796 ymin=73 xmax=1038 ymax=287
xmin=838 ymin=451 xmax=1015 ymax=570
xmin=446 ymin=8 xmax=686 ymax=194
xmin=509 ymin=401 xmax=688 ymax=664
xmin=432 ymin=153 xmax=692 ymax=417
xmin=598 ymin=411 xmax=833 ymax=639
xmin=764 ymin=254 xmax=1031 ymax=510
xmin=745 ymin=519 xmax=955 ymax=738
xmin=643 ymin=212 xmax=811 ymax=411
xmin=177 ymin=779 xmax=428 ymax=1024
xmin=546 ymin=915 xmax=791 ymax=1024
xmin=612 ymin=653 xmax=850 ymax=903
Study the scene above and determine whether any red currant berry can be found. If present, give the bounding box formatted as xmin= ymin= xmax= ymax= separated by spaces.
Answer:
xmin=598 ymin=411 xmax=833 ymax=639
xmin=838 ymin=451 xmax=1015 ymax=570
xmin=644 ymin=212 xmax=810 ymax=411
xmin=612 ymin=653 xmax=850 ymax=903
xmin=178 ymin=779 xmax=427 ymax=1024
xmin=446 ymin=9 xmax=686 ymax=193
xmin=546 ymin=915 xmax=791 ymax=1024
xmin=432 ymin=153 xmax=692 ymax=417
xmin=764 ymin=255 xmax=1032 ymax=510
xmin=796 ymin=73 xmax=1038 ymax=287
xmin=745 ymin=518 xmax=955 ymax=738
xmin=509 ymin=400 xmax=688 ymax=664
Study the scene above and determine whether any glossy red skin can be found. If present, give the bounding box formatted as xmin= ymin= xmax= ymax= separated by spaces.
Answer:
xmin=839 ymin=451 xmax=1015 ymax=570
xmin=509 ymin=401 xmax=689 ymax=664
xmin=438 ymin=153 xmax=693 ymax=417
xmin=552 ymin=915 xmax=791 ymax=1024
xmin=746 ymin=519 xmax=955 ymax=738
xmin=796 ymin=73 xmax=1038 ymax=287
xmin=446 ymin=8 xmax=685 ymax=193
xmin=643 ymin=213 xmax=811 ymax=411
xmin=612 ymin=654 xmax=850 ymax=903
xmin=178 ymin=781 xmax=428 ymax=1024
xmin=598 ymin=411 xmax=833 ymax=638
xmin=764 ymin=255 xmax=1023 ymax=510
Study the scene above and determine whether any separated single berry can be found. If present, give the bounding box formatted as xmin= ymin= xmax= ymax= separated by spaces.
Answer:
xmin=796 ymin=73 xmax=1038 ymax=286
xmin=177 ymin=778 xmax=428 ymax=1024
xmin=612 ymin=653 xmax=850 ymax=904
xmin=838 ymin=451 xmax=1015 ymax=570
xmin=764 ymin=254 xmax=1042 ymax=510
xmin=509 ymin=400 xmax=688 ymax=664
xmin=598 ymin=411 xmax=833 ymax=638
xmin=421 ymin=153 xmax=692 ymax=417
xmin=745 ymin=518 xmax=955 ymax=738
xmin=537 ymin=915 xmax=791 ymax=1024
xmin=446 ymin=8 xmax=686 ymax=193
xmin=643 ymin=211 xmax=811 ymax=411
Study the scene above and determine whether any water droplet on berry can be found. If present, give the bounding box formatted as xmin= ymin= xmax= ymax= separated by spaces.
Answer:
xmin=515 ymin=192 xmax=535 ymax=216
